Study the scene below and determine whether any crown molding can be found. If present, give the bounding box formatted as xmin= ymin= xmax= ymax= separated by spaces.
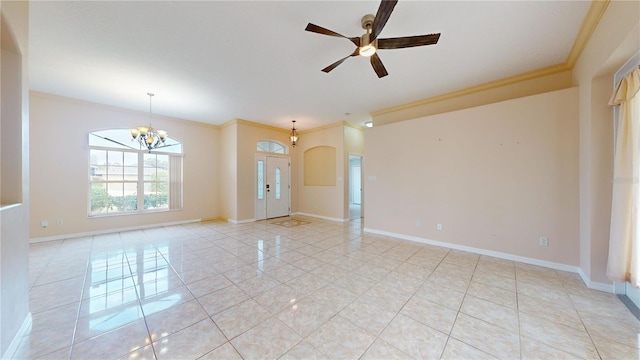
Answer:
xmin=219 ymin=118 xmax=238 ymax=129
xmin=236 ymin=118 xmax=291 ymax=133
xmin=299 ymin=121 xmax=343 ymax=135
xmin=219 ymin=118 xmax=290 ymax=133
xmin=371 ymin=63 xmax=570 ymax=117
xmin=343 ymin=121 xmax=366 ymax=131
xmin=566 ymin=0 xmax=611 ymax=68
xmin=299 ymin=121 xmax=363 ymax=135
xmin=370 ymin=0 xmax=609 ymax=120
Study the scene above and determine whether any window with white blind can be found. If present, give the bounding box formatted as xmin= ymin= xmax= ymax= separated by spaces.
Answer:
xmin=88 ymin=129 xmax=183 ymax=216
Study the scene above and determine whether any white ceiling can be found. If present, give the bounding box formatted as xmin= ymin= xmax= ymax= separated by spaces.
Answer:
xmin=28 ymin=1 xmax=590 ymax=131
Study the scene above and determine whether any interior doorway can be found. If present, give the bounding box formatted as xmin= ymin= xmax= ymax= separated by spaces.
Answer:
xmin=349 ymin=155 xmax=363 ymax=219
xmin=256 ymin=155 xmax=290 ymax=220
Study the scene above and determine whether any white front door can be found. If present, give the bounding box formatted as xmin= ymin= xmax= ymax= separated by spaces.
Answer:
xmin=256 ymin=155 xmax=290 ymax=220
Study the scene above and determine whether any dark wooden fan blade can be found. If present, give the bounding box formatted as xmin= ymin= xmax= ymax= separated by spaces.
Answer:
xmin=305 ymin=23 xmax=360 ymax=46
xmin=321 ymin=50 xmax=359 ymax=73
xmin=305 ymin=23 xmax=346 ymax=38
xmin=378 ymin=33 xmax=440 ymax=49
xmin=371 ymin=0 xmax=398 ymax=41
xmin=370 ymin=53 xmax=388 ymax=78
xmin=322 ymin=57 xmax=349 ymax=73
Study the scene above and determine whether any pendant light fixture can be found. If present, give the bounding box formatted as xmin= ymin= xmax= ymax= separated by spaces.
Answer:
xmin=290 ymin=120 xmax=299 ymax=148
xmin=130 ymin=93 xmax=168 ymax=152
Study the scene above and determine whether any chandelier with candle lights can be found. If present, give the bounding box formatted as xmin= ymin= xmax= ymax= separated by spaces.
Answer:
xmin=130 ymin=93 xmax=168 ymax=152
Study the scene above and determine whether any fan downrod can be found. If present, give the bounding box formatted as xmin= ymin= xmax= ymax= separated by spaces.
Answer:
xmin=361 ymin=14 xmax=375 ymax=30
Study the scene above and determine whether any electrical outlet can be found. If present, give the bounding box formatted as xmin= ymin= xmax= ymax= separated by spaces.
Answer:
xmin=416 ymin=220 xmax=422 ymax=228
xmin=56 ymin=219 xmax=63 ymax=225
xmin=437 ymin=224 xmax=443 ymax=230
xmin=539 ymin=237 xmax=549 ymax=247
xmin=41 ymin=220 xmax=48 ymax=228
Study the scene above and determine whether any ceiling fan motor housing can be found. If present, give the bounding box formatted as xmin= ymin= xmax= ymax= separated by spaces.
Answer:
xmin=361 ymin=14 xmax=375 ymax=30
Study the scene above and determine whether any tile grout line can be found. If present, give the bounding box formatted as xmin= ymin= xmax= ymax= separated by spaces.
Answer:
xmin=360 ymin=250 xmax=449 ymax=360
xmin=566 ymin=286 xmax=605 ymax=360
xmin=442 ymin=256 xmax=484 ymax=360
xmin=517 ymin=267 xmax=601 ymax=359
xmin=124 ymin=233 xmax=160 ymax=360
xmin=515 ymin=263 xmax=523 ymax=360
xmin=67 ymin=235 xmax=98 ymax=360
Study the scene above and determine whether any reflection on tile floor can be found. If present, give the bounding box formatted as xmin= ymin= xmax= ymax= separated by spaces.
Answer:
xmin=15 ymin=217 xmax=640 ymax=359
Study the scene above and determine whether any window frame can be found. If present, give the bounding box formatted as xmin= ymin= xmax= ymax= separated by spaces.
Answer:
xmin=257 ymin=140 xmax=288 ymax=154
xmin=88 ymin=130 xmax=183 ymax=217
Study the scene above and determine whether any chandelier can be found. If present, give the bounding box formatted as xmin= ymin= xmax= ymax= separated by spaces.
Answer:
xmin=290 ymin=120 xmax=299 ymax=148
xmin=130 ymin=93 xmax=168 ymax=152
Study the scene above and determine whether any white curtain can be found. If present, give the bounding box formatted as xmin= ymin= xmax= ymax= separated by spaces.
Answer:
xmin=607 ymin=67 xmax=640 ymax=286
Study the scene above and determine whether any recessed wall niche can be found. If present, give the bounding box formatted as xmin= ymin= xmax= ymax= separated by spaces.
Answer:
xmin=304 ymin=146 xmax=336 ymax=186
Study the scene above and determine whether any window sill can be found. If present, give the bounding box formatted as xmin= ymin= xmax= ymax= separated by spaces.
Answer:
xmin=88 ymin=208 xmax=181 ymax=218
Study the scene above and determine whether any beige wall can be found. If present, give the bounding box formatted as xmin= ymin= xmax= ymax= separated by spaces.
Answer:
xmin=29 ymin=93 xmax=220 ymax=240
xmin=1 ymin=10 xmax=22 ymax=207
xmin=219 ymin=122 xmax=238 ymax=221
xmin=365 ymin=87 xmax=580 ymax=266
xmin=0 ymin=1 xmax=30 ymax=356
xmin=295 ymin=124 xmax=346 ymax=220
xmin=589 ymin=74 xmax=614 ymax=284
xmin=573 ymin=0 xmax=640 ymax=284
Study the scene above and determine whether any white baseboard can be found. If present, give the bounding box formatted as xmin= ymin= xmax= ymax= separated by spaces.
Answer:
xmin=577 ymin=268 xmax=615 ymax=293
xmin=293 ymin=212 xmax=348 ymax=223
xmin=2 ymin=312 xmax=32 ymax=360
xmin=358 ymin=227 xmax=633 ymax=292
xmin=577 ymin=268 xmax=590 ymax=290
xmin=227 ymin=218 xmax=256 ymax=224
xmin=29 ymin=219 xmax=202 ymax=243
xmin=364 ymin=227 xmax=580 ymax=274
xmin=365 ymin=227 xmax=618 ymax=294
xmin=624 ymin=282 xmax=640 ymax=310
xmin=589 ymin=281 xmax=615 ymax=293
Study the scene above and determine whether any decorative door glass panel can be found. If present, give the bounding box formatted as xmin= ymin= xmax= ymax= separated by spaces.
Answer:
xmin=275 ymin=168 xmax=281 ymax=200
xmin=257 ymin=161 xmax=264 ymax=200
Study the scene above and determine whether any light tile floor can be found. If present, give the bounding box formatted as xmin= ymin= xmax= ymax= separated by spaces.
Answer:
xmin=13 ymin=217 xmax=640 ymax=359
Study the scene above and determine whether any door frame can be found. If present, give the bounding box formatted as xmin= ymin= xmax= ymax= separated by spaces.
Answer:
xmin=348 ymin=153 xmax=364 ymax=219
xmin=255 ymin=154 xmax=291 ymax=220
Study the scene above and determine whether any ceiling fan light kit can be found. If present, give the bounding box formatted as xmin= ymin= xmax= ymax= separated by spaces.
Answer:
xmin=359 ymin=38 xmax=377 ymax=57
xmin=305 ymin=0 xmax=441 ymax=78
xmin=358 ymin=14 xmax=377 ymax=57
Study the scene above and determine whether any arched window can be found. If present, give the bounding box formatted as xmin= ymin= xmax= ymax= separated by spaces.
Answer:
xmin=88 ymin=129 xmax=183 ymax=216
xmin=257 ymin=140 xmax=287 ymax=154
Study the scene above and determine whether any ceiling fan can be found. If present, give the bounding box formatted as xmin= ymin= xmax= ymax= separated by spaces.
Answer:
xmin=305 ymin=0 xmax=440 ymax=78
